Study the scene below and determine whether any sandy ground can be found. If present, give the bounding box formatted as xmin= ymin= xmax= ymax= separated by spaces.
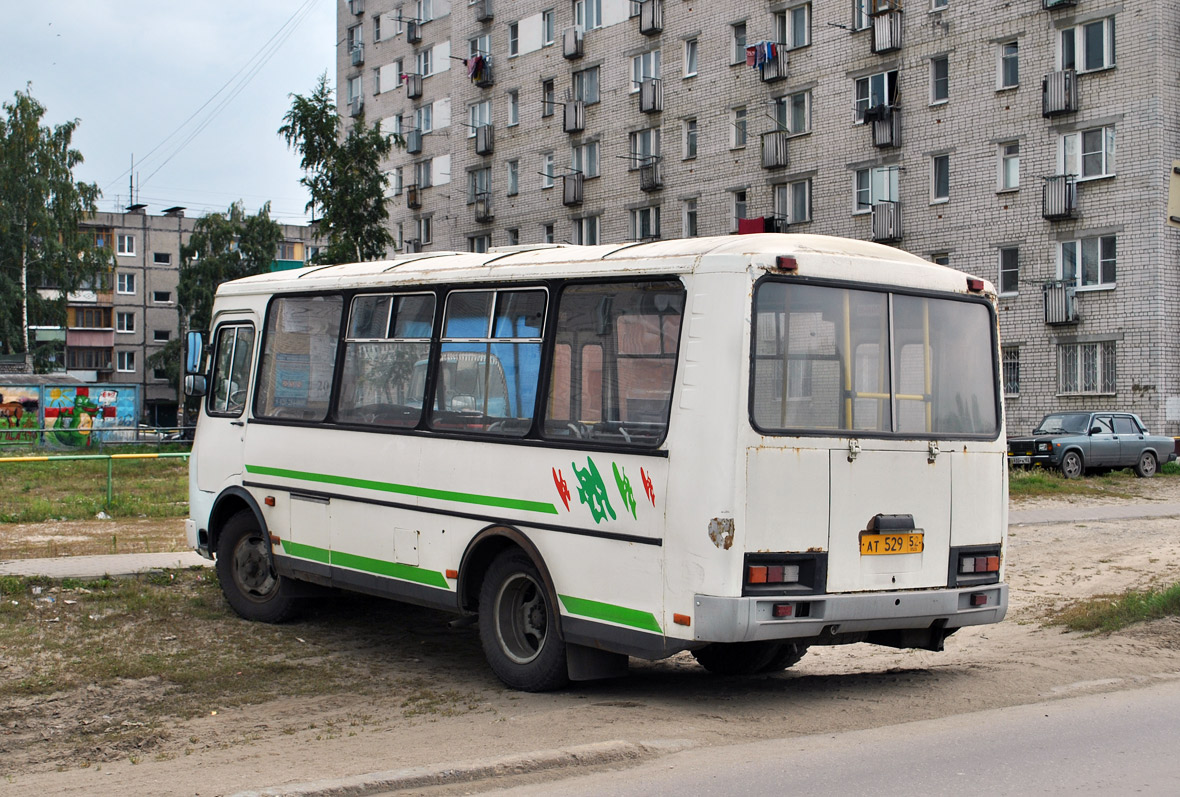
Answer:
xmin=4 ymin=481 xmax=1180 ymax=796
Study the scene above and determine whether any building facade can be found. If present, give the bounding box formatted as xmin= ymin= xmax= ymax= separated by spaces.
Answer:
xmin=339 ymin=0 xmax=1180 ymax=436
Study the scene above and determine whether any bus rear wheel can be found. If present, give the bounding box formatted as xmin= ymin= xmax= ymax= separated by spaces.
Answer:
xmin=479 ymin=550 xmax=569 ymax=692
xmin=692 ymin=640 xmax=802 ymax=676
xmin=215 ymin=510 xmax=301 ymax=624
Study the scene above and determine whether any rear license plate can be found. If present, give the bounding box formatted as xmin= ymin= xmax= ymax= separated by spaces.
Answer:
xmin=1010 ymin=455 xmax=1031 ymax=465
xmin=860 ymin=533 xmax=924 ymax=555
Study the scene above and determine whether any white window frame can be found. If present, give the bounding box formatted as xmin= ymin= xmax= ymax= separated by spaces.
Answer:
xmin=416 ymin=49 xmax=433 ymax=77
xmin=631 ymin=50 xmax=660 ymax=93
xmin=929 ymin=55 xmax=949 ymax=105
xmin=775 ymin=4 xmax=810 ymax=50
xmin=852 ymin=0 xmax=871 ymax=32
xmin=998 ymin=141 xmax=1019 ymax=192
xmin=347 ymin=75 xmax=363 ymax=103
xmin=931 ymin=154 xmax=950 ymax=203
xmin=116 ymin=311 xmax=135 ymax=333
xmin=467 ymin=166 xmax=491 ymax=203
xmin=854 ymin=166 xmax=899 ymax=213
xmin=629 ymin=128 xmax=661 ymax=166
xmin=1001 ymin=346 xmax=1020 ymax=397
xmin=508 ymin=22 xmax=519 ymax=56
xmin=629 ymin=206 xmax=661 ymax=241
xmin=998 ymin=40 xmax=1019 ymax=90
xmin=116 ymin=272 xmax=136 ymax=294
xmin=542 ymin=9 xmax=556 ymax=45
xmin=1058 ymin=235 xmax=1116 ymax=290
xmin=468 ymin=234 xmax=491 ymax=254
xmin=574 ymin=66 xmax=599 ymax=104
xmin=469 ymin=34 xmax=491 ymax=59
xmin=506 ymin=228 xmax=520 ymax=246
xmin=931 ymin=0 xmax=948 ymax=11
xmin=116 ymin=234 xmax=135 ymax=256
xmin=731 ymin=22 xmax=747 ymax=64
xmin=152 ymin=252 xmax=172 ymax=266
xmin=1060 ymin=126 xmax=1115 ymax=181
xmin=683 ymin=198 xmax=698 ymax=237
xmin=414 ymin=104 xmax=433 ymax=134
xmin=683 ymin=118 xmax=698 ymax=160
xmin=998 ymin=246 xmax=1019 ymax=296
xmin=775 ymin=179 xmax=811 ymax=224
xmin=854 ymin=70 xmax=897 ymax=121
xmin=116 ymin=350 xmax=135 ymax=373
xmin=543 ymin=223 xmax=555 ymax=243
xmin=731 ymin=107 xmax=748 ymax=149
xmin=468 ymin=100 xmax=492 ymax=137
xmin=774 ymin=90 xmax=810 ymax=136
xmin=573 ymin=215 xmax=600 ymax=245
xmin=1060 ymin=17 xmax=1116 ymax=73
xmin=416 ymin=215 xmax=432 ymax=245
xmin=415 ymin=159 xmax=433 ymax=188
xmin=152 ymin=290 xmax=172 ymax=304
xmin=683 ymin=38 xmax=698 ymax=78
xmin=572 ymin=140 xmax=600 ymax=179
xmin=153 ymin=329 xmax=172 ymax=343
xmin=416 ymin=0 xmax=434 ymax=23
xmin=541 ymin=152 xmax=555 ymax=189
xmin=392 ymin=166 xmax=404 ymax=195
xmin=1057 ymin=341 xmax=1116 ymax=395
xmin=574 ymin=0 xmax=602 ymax=31
xmin=508 ymin=90 xmax=519 ymax=126
xmin=506 ymin=159 xmax=519 ymax=196
xmin=732 ymin=189 xmax=748 ymax=231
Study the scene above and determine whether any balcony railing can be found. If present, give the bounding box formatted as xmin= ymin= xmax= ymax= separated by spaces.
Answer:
xmin=406 ymin=184 xmax=422 ymax=209
xmin=348 ymin=96 xmax=364 ymax=118
xmin=759 ymin=47 xmax=789 ymax=83
xmin=871 ymin=200 xmax=902 ymax=243
xmin=761 ymin=130 xmax=789 ymax=169
xmin=1042 ymin=175 xmax=1078 ymax=220
xmin=1043 ymin=280 xmax=1079 ymax=324
xmin=473 ymin=60 xmax=494 ymax=89
xmin=1042 ymin=0 xmax=1077 ymax=9
xmin=474 ymin=0 xmax=493 ymax=22
xmin=639 ymin=156 xmax=663 ymax=192
xmin=562 ymin=173 xmax=584 ymax=206
xmin=404 ymin=238 xmax=421 ymax=254
xmin=1042 ymin=69 xmax=1078 ymax=116
xmin=350 ymin=44 xmax=364 ymax=66
xmin=406 ymin=21 xmax=422 ymax=44
xmin=639 ymin=78 xmax=662 ymax=113
xmin=349 ymin=0 xmax=364 ymax=15
xmin=868 ymin=105 xmax=901 ymax=148
xmin=405 ymin=73 xmax=423 ymax=99
xmin=474 ymin=192 xmax=494 ymax=222
xmin=564 ymin=101 xmax=585 ymax=133
xmin=639 ymin=0 xmax=663 ymax=35
xmin=563 ymin=28 xmax=584 ymax=59
xmin=871 ymin=10 xmax=903 ymax=54
xmin=406 ymin=129 xmax=423 ymax=154
xmin=475 ymin=124 xmax=494 ymax=156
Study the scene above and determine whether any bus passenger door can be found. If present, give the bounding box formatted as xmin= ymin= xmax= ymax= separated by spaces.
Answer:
xmin=195 ymin=316 xmax=257 ymax=494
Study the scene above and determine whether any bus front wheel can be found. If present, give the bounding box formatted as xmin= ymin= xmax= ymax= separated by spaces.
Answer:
xmin=215 ymin=510 xmax=301 ymax=624
xmin=692 ymin=641 xmax=807 ymax=676
xmin=479 ymin=550 xmax=569 ymax=692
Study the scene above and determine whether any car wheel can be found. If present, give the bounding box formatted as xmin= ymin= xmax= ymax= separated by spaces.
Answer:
xmin=1134 ymin=451 xmax=1158 ymax=478
xmin=1060 ymin=450 xmax=1084 ymax=479
xmin=215 ymin=510 xmax=301 ymax=623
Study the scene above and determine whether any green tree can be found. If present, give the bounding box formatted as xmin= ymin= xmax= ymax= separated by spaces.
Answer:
xmin=0 ymin=86 xmax=108 ymax=364
xmin=279 ymin=73 xmax=399 ymax=264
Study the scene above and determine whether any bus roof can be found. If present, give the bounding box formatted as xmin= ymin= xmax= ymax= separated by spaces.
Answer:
xmin=217 ymin=234 xmax=994 ymax=298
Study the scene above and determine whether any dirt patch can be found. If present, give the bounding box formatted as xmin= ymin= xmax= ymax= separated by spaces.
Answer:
xmin=0 ymin=517 xmax=185 ymax=560
xmin=4 ymin=486 xmax=1180 ymax=796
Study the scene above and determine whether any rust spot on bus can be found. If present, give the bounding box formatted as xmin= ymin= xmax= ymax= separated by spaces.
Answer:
xmin=708 ymin=518 xmax=735 ymax=550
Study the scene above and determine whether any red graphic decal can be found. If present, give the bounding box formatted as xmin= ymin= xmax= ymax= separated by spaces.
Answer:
xmin=552 ymin=467 xmax=571 ymax=512
xmin=641 ymin=468 xmax=656 ymax=506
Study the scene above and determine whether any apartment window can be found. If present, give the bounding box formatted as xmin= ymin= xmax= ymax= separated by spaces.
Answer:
xmin=683 ymin=118 xmax=698 ymax=159
xmin=415 ymin=159 xmax=433 ymax=188
xmin=508 ymin=90 xmax=519 ymax=126
xmin=153 ymin=252 xmax=172 ymax=265
xmin=731 ymin=107 xmax=747 ymax=148
xmin=153 ymin=290 xmax=172 ymax=303
xmin=775 ymin=179 xmax=810 ymax=224
xmin=1061 ymin=127 xmax=1115 ymax=180
xmin=153 ymin=365 xmax=169 ymax=380
xmin=468 ymin=166 xmax=491 ymax=203
xmin=469 ymin=34 xmax=491 ymax=59
xmin=1058 ymin=341 xmax=1116 ymax=395
xmin=372 ymin=67 xmax=382 ymax=95
xmin=998 ymin=247 xmax=1019 ymax=295
xmin=775 ymin=5 xmax=810 ymax=50
xmin=1002 ymin=347 xmax=1020 ymax=397
xmin=347 ymin=24 xmax=363 ymax=50
xmin=541 ymin=152 xmax=555 ymax=188
xmin=684 ymin=38 xmax=698 ymax=77
xmin=154 ymin=329 xmax=171 ymax=343
xmin=629 ymin=128 xmax=660 ymax=166
xmin=543 ymin=9 xmax=556 ymax=45
xmin=930 ymin=56 xmax=949 ymax=104
xmin=683 ymin=199 xmax=698 ymax=237
xmin=373 ymin=14 xmax=381 ymax=41
xmin=854 ymin=70 xmax=898 ymax=121
xmin=631 ymin=50 xmax=660 ymax=92
xmin=416 ymin=49 xmax=433 ymax=76
xmin=852 ymin=0 xmax=871 ymax=31
xmin=468 ymin=100 xmax=492 ymax=136
xmin=774 ymin=90 xmax=810 ymax=135
xmin=508 ymin=23 xmax=519 ymax=56
xmin=854 ymin=166 xmax=899 ymax=212
xmin=116 ymin=351 xmax=135 ymax=373
xmin=347 ymin=75 xmax=363 ymax=103
xmin=391 ymin=60 xmax=404 ymax=87
xmin=116 ymin=312 xmax=135 ymax=333
xmin=931 ymin=0 xmax=948 ymax=10
xmin=416 ymin=0 xmax=434 ymax=23
xmin=116 ymin=273 xmax=135 ymax=294
xmin=506 ymin=228 xmax=520 ymax=246
xmin=629 ymin=206 xmax=661 ymax=241
xmin=931 ymin=253 xmax=950 ymax=267
xmin=506 ymin=160 xmax=519 ymax=196
xmin=999 ymin=142 xmax=1019 ymax=191
xmin=416 ymin=216 xmax=432 ymax=245
xmin=1060 ymin=235 xmax=1116 ymax=289
xmin=731 ymin=22 xmax=747 ymax=64
xmin=931 ymin=154 xmax=950 ymax=202
xmin=574 ymin=66 xmax=599 ymax=103
xmin=572 ymin=140 xmax=600 ymax=179
xmin=469 ymin=235 xmax=491 ymax=253
xmin=998 ymin=41 xmax=1019 ymax=89
xmin=414 ymin=104 xmax=433 ymax=133
xmin=573 ymin=215 xmax=600 ymax=245
xmin=574 ymin=0 xmax=602 ymax=30
xmin=1061 ymin=17 xmax=1116 ymax=73
xmin=391 ymin=166 xmax=404 ymax=195
xmin=731 ymin=189 xmax=749 ymax=231
xmin=543 ymin=223 xmax=556 ymax=243
xmin=541 ymin=79 xmax=555 ymax=117
xmin=116 ymin=234 xmax=135 ymax=256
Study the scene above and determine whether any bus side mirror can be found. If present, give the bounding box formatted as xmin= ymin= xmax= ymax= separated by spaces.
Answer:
xmin=184 ymin=374 xmax=207 ymax=398
xmin=185 ymin=331 xmax=206 ymax=375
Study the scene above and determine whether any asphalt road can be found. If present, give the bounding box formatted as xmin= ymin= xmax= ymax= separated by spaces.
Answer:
xmin=493 ymin=678 xmax=1180 ymax=796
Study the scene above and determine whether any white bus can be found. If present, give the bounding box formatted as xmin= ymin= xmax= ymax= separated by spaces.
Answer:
xmin=183 ymin=234 xmax=1008 ymax=691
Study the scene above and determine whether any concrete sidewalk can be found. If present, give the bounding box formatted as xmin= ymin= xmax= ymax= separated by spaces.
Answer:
xmin=0 ymin=551 xmax=211 ymax=579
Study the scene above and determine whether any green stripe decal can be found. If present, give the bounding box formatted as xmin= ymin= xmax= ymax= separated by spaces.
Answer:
xmin=246 ymin=464 xmax=559 ymax=515
xmin=277 ymin=540 xmax=449 ymax=589
xmin=558 ymin=595 xmax=662 ymax=634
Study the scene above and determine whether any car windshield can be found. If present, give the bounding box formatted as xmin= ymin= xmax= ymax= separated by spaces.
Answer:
xmin=1033 ymin=413 xmax=1091 ymax=434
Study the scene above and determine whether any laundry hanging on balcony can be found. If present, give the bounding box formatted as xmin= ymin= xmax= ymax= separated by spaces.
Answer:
xmin=466 ymin=54 xmax=491 ymax=83
xmin=746 ymin=42 xmax=778 ymax=70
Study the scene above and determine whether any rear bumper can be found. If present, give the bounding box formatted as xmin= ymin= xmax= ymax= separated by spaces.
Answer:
xmin=693 ymin=584 xmax=1008 ymax=644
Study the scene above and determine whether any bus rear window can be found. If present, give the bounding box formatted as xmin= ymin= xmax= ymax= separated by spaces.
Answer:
xmin=255 ymin=295 xmax=343 ymax=422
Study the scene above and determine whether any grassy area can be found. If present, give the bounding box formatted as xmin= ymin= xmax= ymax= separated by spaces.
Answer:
xmin=1049 ymin=582 xmax=1180 ymax=633
xmin=1008 ymin=460 xmax=1180 ymax=500
xmin=0 ymin=446 xmax=189 ymax=522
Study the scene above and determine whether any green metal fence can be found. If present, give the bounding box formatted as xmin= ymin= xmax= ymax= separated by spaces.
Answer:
xmin=0 ymin=452 xmax=190 ymax=508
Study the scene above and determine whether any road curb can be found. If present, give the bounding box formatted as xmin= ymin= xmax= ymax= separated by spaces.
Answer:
xmin=231 ymin=739 xmax=696 ymax=797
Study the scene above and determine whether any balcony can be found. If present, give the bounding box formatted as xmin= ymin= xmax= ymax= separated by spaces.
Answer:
xmin=1042 ymin=0 xmax=1077 ymax=8
xmin=407 ymin=21 xmax=422 ymax=44
xmin=638 ymin=156 xmax=663 ymax=192
xmin=562 ymin=173 xmax=584 ymax=206
xmin=761 ymin=130 xmax=789 ymax=169
xmin=871 ymin=201 xmax=902 ymax=243
xmin=564 ymin=101 xmax=585 ymax=134
xmin=349 ymin=0 xmax=364 ymax=15
xmin=1042 ymin=69 xmax=1078 ymax=116
xmin=474 ymin=124 xmax=494 ymax=156
xmin=871 ymin=8 xmax=903 ymax=54
xmin=350 ymin=44 xmax=364 ymax=67
xmin=867 ymin=105 xmax=900 ymax=148
xmin=404 ymin=239 xmax=422 ymax=254
xmin=406 ymin=184 xmax=422 ymax=209
xmin=1043 ymin=280 xmax=1079 ymax=324
xmin=1042 ymin=175 xmax=1078 ymax=220
xmin=406 ymin=129 xmax=423 ymax=154
xmin=563 ymin=28 xmax=584 ymax=59
xmin=472 ymin=59 xmax=494 ymax=88
xmin=406 ymin=73 xmax=423 ymax=99
xmin=474 ymin=192 xmax=494 ymax=223
xmin=638 ymin=0 xmax=663 ymax=35
xmin=639 ymin=78 xmax=662 ymax=113
xmin=759 ymin=47 xmax=789 ymax=83
xmin=348 ymin=96 xmax=364 ymax=118
xmin=474 ymin=0 xmax=493 ymax=22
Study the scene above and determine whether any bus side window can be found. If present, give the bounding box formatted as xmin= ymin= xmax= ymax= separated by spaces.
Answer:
xmin=255 ymin=296 xmax=343 ymax=422
xmin=207 ymin=324 xmax=255 ymax=417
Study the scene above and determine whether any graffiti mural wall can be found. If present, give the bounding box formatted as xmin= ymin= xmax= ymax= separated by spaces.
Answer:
xmin=0 ymin=386 xmax=40 ymax=444
xmin=43 ymin=385 xmax=139 ymax=447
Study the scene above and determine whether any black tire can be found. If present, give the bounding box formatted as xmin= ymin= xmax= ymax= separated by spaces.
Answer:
xmin=691 ymin=641 xmax=781 ymax=676
xmin=215 ymin=510 xmax=301 ymax=623
xmin=1060 ymin=450 xmax=1084 ymax=479
xmin=758 ymin=642 xmax=810 ymax=673
xmin=479 ymin=550 xmax=569 ymax=692
xmin=1134 ymin=451 xmax=1158 ymax=478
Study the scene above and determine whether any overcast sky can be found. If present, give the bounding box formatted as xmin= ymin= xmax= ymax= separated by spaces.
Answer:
xmin=2 ymin=0 xmax=336 ymax=225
